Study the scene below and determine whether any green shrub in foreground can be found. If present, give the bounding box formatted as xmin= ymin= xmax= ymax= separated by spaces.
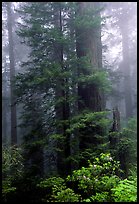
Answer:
xmin=111 ymin=177 xmax=137 ymax=202
xmin=37 ymin=153 xmax=122 ymax=202
xmin=37 ymin=153 xmax=137 ymax=202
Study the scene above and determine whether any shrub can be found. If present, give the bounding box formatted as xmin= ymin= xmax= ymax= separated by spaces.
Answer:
xmin=54 ymin=188 xmax=81 ymax=202
xmin=2 ymin=145 xmax=24 ymax=201
xmin=111 ymin=177 xmax=137 ymax=202
xmin=37 ymin=153 xmax=137 ymax=202
xmin=66 ymin=153 xmax=120 ymax=201
xmin=37 ymin=177 xmax=67 ymax=202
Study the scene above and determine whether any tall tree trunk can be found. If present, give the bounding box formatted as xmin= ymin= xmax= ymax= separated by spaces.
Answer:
xmin=75 ymin=2 xmax=104 ymax=167
xmin=119 ymin=20 xmax=133 ymax=119
xmin=76 ymin=2 xmax=103 ymax=112
xmin=54 ymin=3 xmax=71 ymax=175
xmin=2 ymin=67 xmax=8 ymax=145
xmin=7 ymin=2 xmax=17 ymax=146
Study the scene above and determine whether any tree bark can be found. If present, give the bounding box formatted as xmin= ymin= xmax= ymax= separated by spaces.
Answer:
xmin=76 ymin=2 xmax=103 ymax=112
xmin=7 ymin=2 xmax=17 ymax=146
xmin=75 ymin=2 xmax=104 ymax=167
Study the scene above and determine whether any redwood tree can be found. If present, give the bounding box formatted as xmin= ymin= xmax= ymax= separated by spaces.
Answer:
xmin=76 ymin=2 xmax=104 ymax=113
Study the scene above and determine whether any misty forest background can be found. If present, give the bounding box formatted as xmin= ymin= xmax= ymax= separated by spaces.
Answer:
xmin=2 ymin=2 xmax=137 ymax=202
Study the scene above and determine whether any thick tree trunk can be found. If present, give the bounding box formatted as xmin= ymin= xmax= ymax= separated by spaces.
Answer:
xmin=75 ymin=2 xmax=104 ymax=167
xmin=7 ymin=2 xmax=17 ymax=146
xmin=76 ymin=2 xmax=103 ymax=112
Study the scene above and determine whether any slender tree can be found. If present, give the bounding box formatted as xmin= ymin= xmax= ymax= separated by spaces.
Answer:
xmin=53 ymin=2 xmax=71 ymax=175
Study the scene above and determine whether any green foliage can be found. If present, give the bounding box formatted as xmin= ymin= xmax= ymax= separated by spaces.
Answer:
xmin=53 ymin=188 xmax=80 ymax=202
xmin=2 ymin=180 xmax=16 ymax=202
xmin=78 ymin=69 xmax=111 ymax=93
xmin=67 ymin=111 xmax=110 ymax=134
xmin=90 ymin=192 xmax=109 ymax=202
xmin=37 ymin=177 xmax=66 ymax=202
xmin=67 ymin=111 xmax=111 ymax=166
xmin=38 ymin=153 xmax=121 ymax=202
xmin=2 ymin=145 xmax=24 ymax=201
xmin=122 ymin=117 xmax=137 ymax=140
xmin=111 ymin=177 xmax=137 ymax=202
xmin=15 ymin=1 xmax=111 ymax=179
xmin=110 ymin=117 xmax=137 ymax=178
xmin=74 ymin=5 xmax=103 ymax=30
xmin=37 ymin=177 xmax=80 ymax=202
xmin=67 ymin=153 xmax=121 ymax=199
xmin=36 ymin=153 xmax=137 ymax=202
xmin=15 ymin=2 xmax=79 ymax=178
xmin=2 ymin=145 xmax=24 ymax=179
xmin=37 ymin=177 xmax=66 ymax=190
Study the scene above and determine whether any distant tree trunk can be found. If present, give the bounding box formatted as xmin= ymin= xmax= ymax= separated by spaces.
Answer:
xmin=2 ymin=98 xmax=7 ymax=144
xmin=119 ymin=20 xmax=133 ymax=119
xmin=7 ymin=2 xmax=17 ymax=146
xmin=2 ymin=67 xmax=7 ymax=145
